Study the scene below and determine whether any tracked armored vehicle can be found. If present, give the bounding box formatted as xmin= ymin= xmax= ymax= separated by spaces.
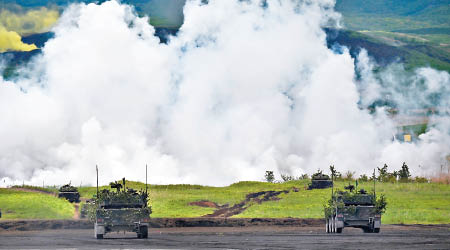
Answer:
xmin=308 ymin=170 xmax=333 ymax=190
xmin=58 ymin=183 xmax=80 ymax=203
xmin=93 ymin=178 xmax=151 ymax=239
xmin=324 ymin=184 xmax=386 ymax=234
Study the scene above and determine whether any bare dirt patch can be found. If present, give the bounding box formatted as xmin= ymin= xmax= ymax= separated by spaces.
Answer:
xmin=188 ymin=201 xmax=223 ymax=208
xmin=190 ymin=190 xmax=290 ymax=218
xmin=73 ymin=204 xmax=80 ymax=220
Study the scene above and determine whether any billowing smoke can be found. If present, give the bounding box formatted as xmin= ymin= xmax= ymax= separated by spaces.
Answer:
xmin=0 ymin=0 xmax=449 ymax=187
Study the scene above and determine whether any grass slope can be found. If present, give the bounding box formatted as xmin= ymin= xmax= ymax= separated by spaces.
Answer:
xmin=336 ymin=0 xmax=450 ymax=31
xmin=237 ymin=181 xmax=450 ymax=224
xmin=0 ymin=188 xmax=74 ymax=219
xmin=327 ymin=29 xmax=450 ymax=72
xmin=334 ymin=0 xmax=450 ymax=70
xmin=76 ymin=180 xmax=450 ymax=224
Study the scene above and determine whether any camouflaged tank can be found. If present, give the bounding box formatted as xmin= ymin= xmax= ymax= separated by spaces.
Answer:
xmin=308 ymin=170 xmax=333 ymax=189
xmin=324 ymin=184 xmax=387 ymax=234
xmin=58 ymin=183 xmax=80 ymax=203
xmin=92 ymin=178 xmax=151 ymax=239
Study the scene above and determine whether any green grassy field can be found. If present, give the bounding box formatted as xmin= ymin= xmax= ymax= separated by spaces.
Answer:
xmin=237 ymin=181 xmax=450 ymax=224
xmin=2 ymin=180 xmax=449 ymax=224
xmin=0 ymin=188 xmax=74 ymax=219
xmin=75 ymin=180 xmax=450 ymax=224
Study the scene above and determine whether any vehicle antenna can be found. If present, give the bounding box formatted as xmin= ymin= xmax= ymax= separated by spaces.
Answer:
xmin=96 ymin=165 xmax=99 ymax=198
xmin=331 ymin=170 xmax=334 ymax=199
xmin=145 ymin=164 xmax=148 ymax=195
xmin=373 ymin=168 xmax=376 ymax=197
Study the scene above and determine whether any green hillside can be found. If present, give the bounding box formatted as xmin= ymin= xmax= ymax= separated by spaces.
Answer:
xmin=0 ymin=188 xmax=74 ymax=219
xmin=3 ymin=180 xmax=448 ymax=224
xmin=327 ymin=29 xmax=450 ymax=72
xmin=336 ymin=0 xmax=450 ymax=30
xmin=335 ymin=0 xmax=450 ymax=61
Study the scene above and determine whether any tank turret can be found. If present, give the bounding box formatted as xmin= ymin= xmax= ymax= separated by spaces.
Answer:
xmin=58 ymin=183 xmax=80 ymax=203
xmin=96 ymin=180 xmax=148 ymax=208
xmin=308 ymin=170 xmax=333 ymax=189
xmin=312 ymin=171 xmax=331 ymax=180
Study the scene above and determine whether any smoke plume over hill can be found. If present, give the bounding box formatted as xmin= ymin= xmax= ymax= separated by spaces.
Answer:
xmin=0 ymin=0 xmax=449 ymax=187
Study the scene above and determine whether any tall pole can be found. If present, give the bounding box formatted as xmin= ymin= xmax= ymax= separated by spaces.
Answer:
xmin=373 ymin=168 xmax=376 ymax=197
xmin=96 ymin=165 xmax=99 ymax=198
xmin=331 ymin=170 xmax=334 ymax=199
xmin=145 ymin=164 xmax=148 ymax=195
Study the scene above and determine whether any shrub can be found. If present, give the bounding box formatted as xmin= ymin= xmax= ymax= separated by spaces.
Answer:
xmin=414 ymin=176 xmax=429 ymax=183
xmin=359 ymin=174 xmax=368 ymax=182
xmin=298 ymin=174 xmax=309 ymax=180
xmin=378 ymin=164 xmax=389 ymax=182
xmin=343 ymin=171 xmax=355 ymax=181
xmin=387 ymin=171 xmax=398 ymax=183
xmin=375 ymin=194 xmax=388 ymax=214
xmin=280 ymin=174 xmax=294 ymax=182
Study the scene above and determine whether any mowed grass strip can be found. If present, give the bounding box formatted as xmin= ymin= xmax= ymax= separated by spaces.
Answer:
xmin=0 ymin=188 xmax=74 ymax=219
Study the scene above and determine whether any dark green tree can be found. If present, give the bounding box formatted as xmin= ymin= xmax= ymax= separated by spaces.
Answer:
xmin=398 ymin=162 xmax=411 ymax=182
xmin=265 ymin=171 xmax=275 ymax=183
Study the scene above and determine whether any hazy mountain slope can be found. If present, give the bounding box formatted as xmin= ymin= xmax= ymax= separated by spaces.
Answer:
xmin=326 ymin=29 xmax=450 ymax=72
xmin=1 ymin=0 xmax=449 ymax=73
xmin=335 ymin=0 xmax=450 ymax=41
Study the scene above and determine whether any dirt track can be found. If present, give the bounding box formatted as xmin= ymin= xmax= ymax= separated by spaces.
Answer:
xmin=189 ymin=189 xmax=294 ymax=217
xmin=0 ymin=218 xmax=322 ymax=231
xmin=0 ymin=225 xmax=449 ymax=249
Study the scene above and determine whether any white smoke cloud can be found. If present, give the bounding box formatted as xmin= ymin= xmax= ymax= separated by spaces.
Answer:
xmin=0 ymin=0 xmax=449 ymax=187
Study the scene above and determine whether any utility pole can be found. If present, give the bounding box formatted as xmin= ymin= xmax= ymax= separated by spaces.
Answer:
xmin=96 ymin=165 xmax=99 ymax=198
xmin=373 ymin=169 xmax=376 ymax=197
xmin=331 ymin=170 xmax=334 ymax=199
xmin=145 ymin=164 xmax=148 ymax=195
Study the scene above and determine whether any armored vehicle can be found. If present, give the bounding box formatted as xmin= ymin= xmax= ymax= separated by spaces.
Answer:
xmin=324 ymin=184 xmax=386 ymax=234
xmin=308 ymin=170 xmax=333 ymax=189
xmin=93 ymin=178 xmax=151 ymax=239
xmin=58 ymin=183 xmax=80 ymax=203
